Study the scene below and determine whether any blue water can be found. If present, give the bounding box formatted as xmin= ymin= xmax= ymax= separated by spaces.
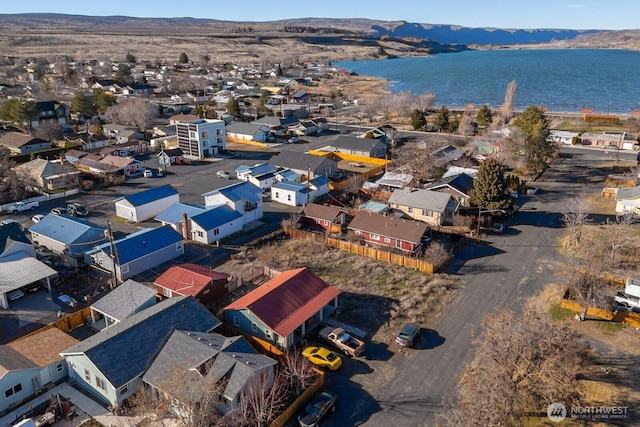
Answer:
xmin=334 ymin=49 xmax=640 ymax=114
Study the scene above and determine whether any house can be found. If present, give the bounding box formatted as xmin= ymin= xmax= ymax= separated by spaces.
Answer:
xmin=0 ymin=133 xmax=51 ymax=155
xmin=550 ymin=130 xmax=579 ymax=145
xmin=615 ymin=185 xmax=640 ymax=214
xmin=88 ymin=279 xmax=157 ymax=331
xmin=388 ymin=188 xmax=458 ymax=226
xmin=275 ymin=168 xmax=301 ymax=183
xmin=85 ymin=225 xmax=184 ymax=282
xmin=189 ymin=205 xmax=244 ymax=244
xmin=288 ymin=120 xmax=319 ymax=136
xmin=157 ymin=147 xmax=186 ymax=166
xmin=29 ymin=214 xmax=107 ymax=258
xmin=63 ymin=149 xmax=88 ymax=164
xmin=115 ymin=185 xmax=180 ymax=222
xmin=0 ymin=221 xmax=35 ymax=260
xmin=121 ymin=83 xmax=156 ymax=96
xmin=102 ymin=124 xmax=144 ymax=144
xmin=225 ymin=122 xmax=271 ymax=143
xmin=0 ymin=253 xmax=57 ymax=309
xmin=431 ymin=144 xmax=464 ymax=165
xmin=202 ymin=181 xmax=263 ymax=225
xmin=99 ymin=154 xmax=144 ymax=177
xmin=373 ymin=171 xmax=415 ymax=191
xmin=31 ymin=100 xmax=68 ymax=129
xmin=154 ymin=202 xmax=206 ymax=237
xmin=223 ymin=267 xmax=340 ymax=349
xmin=176 ymin=118 xmax=226 ymax=158
xmin=235 ymin=163 xmax=277 ymax=181
xmin=60 ymin=296 xmax=221 ymax=409
xmin=271 ymin=175 xmax=329 ymax=207
xmin=251 ymin=116 xmax=299 ymax=137
xmin=327 ymin=135 xmax=387 ymax=158
xmin=154 ymin=263 xmax=230 ymax=305
xmin=347 ymin=211 xmax=430 ymax=256
xmin=142 ymin=330 xmax=277 ymax=414
xmin=426 ymin=173 xmax=475 ymax=207
xmin=0 ymin=328 xmax=78 ymax=414
xmin=302 ymin=203 xmax=348 ymax=233
xmin=73 ymin=157 xmax=127 ymax=186
xmin=270 ymin=151 xmax=338 ymax=179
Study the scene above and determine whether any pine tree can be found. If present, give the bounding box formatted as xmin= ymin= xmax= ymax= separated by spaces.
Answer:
xmin=226 ymin=95 xmax=240 ymax=116
xmin=435 ymin=106 xmax=450 ymax=132
xmin=468 ymin=159 xmax=511 ymax=210
xmin=513 ymin=105 xmax=553 ymax=173
xmin=410 ymin=109 xmax=427 ymax=131
xmin=476 ymin=105 xmax=493 ymax=128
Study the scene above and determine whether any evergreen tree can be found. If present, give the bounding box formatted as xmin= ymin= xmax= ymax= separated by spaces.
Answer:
xmin=435 ymin=105 xmax=450 ymax=132
xmin=410 ymin=109 xmax=427 ymax=131
xmin=468 ymin=159 xmax=511 ymax=210
xmin=226 ymin=95 xmax=240 ymax=116
xmin=179 ymin=52 xmax=189 ymax=64
xmin=113 ymin=64 xmax=133 ymax=86
xmin=513 ymin=105 xmax=553 ymax=173
xmin=93 ymin=90 xmax=116 ymax=114
xmin=0 ymin=98 xmax=36 ymax=131
xmin=476 ymin=105 xmax=493 ymax=128
xmin=70 ymin=92 xmax=95 ymax=118
xmin=125 ymin=52 xmax=137 ymax=63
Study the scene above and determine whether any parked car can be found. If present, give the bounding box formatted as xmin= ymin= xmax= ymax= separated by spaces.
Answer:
xmin=7 ymin=200 xmax=39 ymax=213
xmin=492 ymin=223 xmax=505 ymax=234
xmin=143 ymin=169 xmax=153 ymax=178
xmin=302 ymin=346 xmax=342 ymax=371
xmin=0 ymin=219 xmax=19 ymax=227
xmin=526 ymin=186 xmax=539 ymax=195
xmin=298 ymin=392 xmax=338 ymax=427
xmin=604 ymin=144 xmax=619 ymax=150
xmin=32 ymin=214 xmax=45 ymax=224
xmin=50 ymin=207 xmax=66 ymax=216
xmin=395 ymin=323 xmax=420 ymax=348
xmin=288 ymin=136 xmax=300 ymax=144
xmin=67 ymin=203 xmax=88 ymax=217
xmin=216 ymin=170 xmax=232 ymax=179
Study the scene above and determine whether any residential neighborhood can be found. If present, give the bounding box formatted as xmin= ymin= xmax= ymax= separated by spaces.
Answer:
xmin=0 ymin=15 xmax=640 ymax=427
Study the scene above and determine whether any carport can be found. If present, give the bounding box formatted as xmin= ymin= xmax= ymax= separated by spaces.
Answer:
xmin=0 ymin=254 xmax=57 ymax=309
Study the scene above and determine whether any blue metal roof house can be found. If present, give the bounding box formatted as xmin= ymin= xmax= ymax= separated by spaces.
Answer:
xmin=190 ymin=205 xmax=244 ymax=244
xmin=154 ymin=202 xmax=206 ymax=237
xmin=85 ymin=225 xmax=184 ymax=282
xmin=29 ymin=214 xmax=106 ymax=258
xmin=115 ymin=185 xmax=180 ymax=222
xmin=60 ymin=296 xmax=221 ymax=409
xmin=202 ymin=181 xmax=263 ymax=225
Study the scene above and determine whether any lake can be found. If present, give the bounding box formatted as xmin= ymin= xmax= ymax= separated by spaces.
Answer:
xmin=334 ymin=49 xmax=640 ymax=114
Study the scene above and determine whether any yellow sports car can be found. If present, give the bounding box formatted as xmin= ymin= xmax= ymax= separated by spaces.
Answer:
xmin=302 ymin=346 xmax=343 ymax=371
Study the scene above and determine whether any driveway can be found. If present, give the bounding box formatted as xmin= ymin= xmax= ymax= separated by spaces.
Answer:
xmin=317 ymin=146 xmax=621 ymax=426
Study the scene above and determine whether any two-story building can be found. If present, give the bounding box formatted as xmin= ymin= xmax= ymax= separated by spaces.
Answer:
xmin=176 ymin=118 xmax=226 ymax=158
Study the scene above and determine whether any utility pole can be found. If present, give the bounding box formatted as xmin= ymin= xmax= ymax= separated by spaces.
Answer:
xmin=106 ymin=220 xmax=119 ymax=289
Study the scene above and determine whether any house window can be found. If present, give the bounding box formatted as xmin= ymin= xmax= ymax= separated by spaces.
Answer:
xmin=234 ymin=316 xmax=240 ymax=327
xmin=323 ymin=220 xmax=330 ymax=226
xmin=370 ymin=234 xmax=380 ymax=241
xmin=217 ymin=137 xmax=223 ymax=144
xmin=119 ymin=384 xmax=129 ymax=396
xmin=4 ymin=383 xmax=22 ymax=398
xmin=287 ymin=194 xmax=291 ymax=201
xmin=95 ymin=376 xmax=107 ymax=391
xmin=408 ymin=206 xmax=413 ymax=213
xmin=197 ymin=230 xmax=204 ymax=238
xmin=201 ymin=131 xmax=209 ymax=138
xmin=56 ymin=364 xmax=63 ymax=373
xmin=176 ymin=242 xmax=183 ymax=251
xmin=275 ymin=192 xmax=280 ymax=199
xmin=355 ymin=230 xmax=361 ymax=236
xmin=84 ymin=369 xmax=91 ymax=382
xmin=265 ymin=329 xmax=272 ymax=339
xmin=189 ymin=131 xmax=197 ymax=139
xmin=252 ymin=322 xmax=258 ymax=332
xmin=213 ymin=228 xmax=220 ymax=236
xmin=384 ymin=237 xmax=391 ymax=243
xmin=217 ymin=129 xmax=223 ymax=135
xmin=422 ymin=209 xmax=434 ymax=217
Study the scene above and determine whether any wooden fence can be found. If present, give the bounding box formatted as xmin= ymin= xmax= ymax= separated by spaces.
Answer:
xmin=12 ymin=307 xmax=92 ymax=342
xmin=283 ymin=226 xmax=434 ymax=274
xmin=560 ymin=298 xmax=640 ymax=328
xmin=269 ymin=370 xmax=325 ymax=427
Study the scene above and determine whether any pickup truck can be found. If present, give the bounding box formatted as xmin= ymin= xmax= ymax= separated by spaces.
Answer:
xmin=318 ymin=326 xmax=365 ymax=357
xmin=7 ymin=201 xmax=39 ymax=214
xmin=614 ymin=277 xmax=640 ymax=308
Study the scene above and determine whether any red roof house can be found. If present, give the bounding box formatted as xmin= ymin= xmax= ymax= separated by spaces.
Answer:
xmin=223 ymin=267 xmax=340 ymax=349
xmin=154 ymin=263 xmax=230 ymax=305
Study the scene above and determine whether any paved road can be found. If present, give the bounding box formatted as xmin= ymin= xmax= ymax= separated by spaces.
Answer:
xmin=319 ymin=146 xmax=631 ymax=426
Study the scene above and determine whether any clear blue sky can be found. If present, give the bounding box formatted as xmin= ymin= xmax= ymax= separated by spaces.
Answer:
xmin=3 ymin=0 xmax=639 ymax=31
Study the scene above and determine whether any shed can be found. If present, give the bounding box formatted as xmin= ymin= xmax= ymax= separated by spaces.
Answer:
xmin=115 ymin=185 xmax=180 ymax=222
xmin=154 ymin=263 xmax=230 ymax=305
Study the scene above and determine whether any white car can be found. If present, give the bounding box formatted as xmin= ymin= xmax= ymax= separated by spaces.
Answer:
xmin=217 ymin=170 xmax=232 ymax=179
xmin=143 ymin=169 xmax=153 ymax=178
xmin=32 ymin=214 xmax=45 ymax=224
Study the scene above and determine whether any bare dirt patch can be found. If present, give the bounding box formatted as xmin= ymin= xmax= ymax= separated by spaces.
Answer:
xmin=216 ymin=239 xmax=463 ymax=343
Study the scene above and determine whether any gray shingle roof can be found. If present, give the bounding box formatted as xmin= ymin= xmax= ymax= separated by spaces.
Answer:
xmin=91 ymin=279 xmax=157 ymax=321
xmin=616 ymin=185 xmax=640 ymax=201
xmin=389 ymin=188 xmax=453 ymax=213
xmin=61 ymin=296 xmax=221 ymax=388
xmin=426 ymin=173 xmax=474 ymax=195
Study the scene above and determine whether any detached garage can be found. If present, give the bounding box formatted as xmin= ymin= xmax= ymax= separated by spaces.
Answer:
xmin=0 ymin=254 xmax=57 ymax=309
xmin=115 ymin=185 xmax=180 ymax=222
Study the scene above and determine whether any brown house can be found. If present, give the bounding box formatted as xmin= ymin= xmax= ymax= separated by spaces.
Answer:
xmin=0 ymin=133 xmax=51 ymax=155
xmin=154 ymin=263 xmax=230 ymax=305
xmin=302 ymin=202 xmax=348 ymax=233
xmin=347 ymin=211 xmax=429 ymax=256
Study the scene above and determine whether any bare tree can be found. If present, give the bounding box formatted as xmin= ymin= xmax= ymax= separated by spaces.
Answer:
xmin=231 ymin=369 xmax=288 ymax=427
xmin=562 ymin=197 xmax=591 ymax=246
xmin=441 ymin=307 xmax=590 ymax=426
xmin=34 ymin=120 xmax=65 ymax=142
xmin=500 ymin=79 xmax=517 ymax=125
xmin=415 ymin=90 xmax=436 ymax=112
xmin=104 ymin=98 xmax=158 ymax=131
xmin=456 ymin=110 xmax=476 ymax=138
xmin=280 ymin=348 xmax=318 ymax=396
xmin=346 ymin=173 xmax=365 ymax=196
xmin=423 ymin=242 xmax=451 ymax=271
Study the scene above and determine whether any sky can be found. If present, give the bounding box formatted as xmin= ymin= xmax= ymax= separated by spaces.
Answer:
xmin=3 ymin=0 xmax=640 ymax=31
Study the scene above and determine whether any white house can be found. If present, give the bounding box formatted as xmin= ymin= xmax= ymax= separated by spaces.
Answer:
xmin=202 ymin=181 xmax=263 ymax=225
xmin=176 ymin=118 xmax=226 ymax=158
xmin=189 ymin=205 xmax=244 ymax=244
xmin=115 ymin=185 xmax=180 ymax=222
xmin=271 ymin=176 xmax=329 ymax=207
xmin=225 ymin=122 xmax=272 ymax=143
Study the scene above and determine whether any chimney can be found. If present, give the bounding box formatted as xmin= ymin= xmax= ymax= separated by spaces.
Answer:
xmin=181 ymin=212 xmax=190 ymax=240
xmin=405 ymin=186 xmax=413 ymax=193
